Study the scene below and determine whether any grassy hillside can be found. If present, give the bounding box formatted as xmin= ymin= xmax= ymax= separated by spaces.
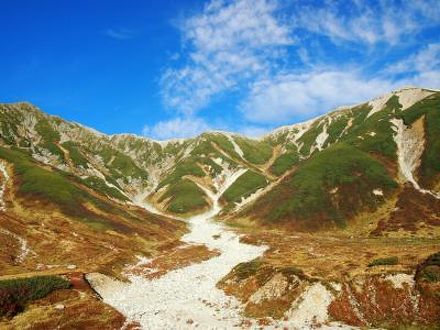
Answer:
xmin=220 ymin=170 xmax=268 ymax=206
xmin=248 ymin=144 xmax=398 ymax=230
xmin=159 ymin=179 xmax=209 ymax=214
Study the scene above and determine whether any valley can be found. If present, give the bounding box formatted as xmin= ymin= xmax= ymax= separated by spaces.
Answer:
xmin=0 ymin=87 xmax=439 ymax=329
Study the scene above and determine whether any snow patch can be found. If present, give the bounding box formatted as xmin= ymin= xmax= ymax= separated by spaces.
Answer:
xmin=313 ymin=123 xmax=329 ymax=152
xmin=0 ymin=162 xmax=9 ymax=211
xmin=87 ymin=166 xmax=266 ymax=329
xmin=373 ymin=189 xmax=383 ymax=196
xmin=390 ymin=118 xmax=440 ymax=199
xmin=285 ymin=283 xmax=334 ymax=328
xmin=396 ymin=87 xmax=435 ymax=111
xmin=384 ymin=273 xmax=415 ymax=289
xmin=225 ymin=134 xmax=244 ymax=159
xmin=234 ymin=187 xmax=265 ymax=211
xmin=367 ymin=93 xmax=391 ymax=118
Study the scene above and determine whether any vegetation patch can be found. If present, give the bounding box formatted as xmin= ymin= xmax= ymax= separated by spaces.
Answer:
xmin=270 ymin=152 xmax=299 ymax=176
xmin=416 ymin=252 xmax=440 ymax=283
xmin=62 ymin=141 xmax=89 ymax=168
xmin=221 ymin=170 xmax=267 ymax=204
xmin=0 ymin=147 xmax=87 ymax=209
xmin=205 ymin=133 xmax=241 ymax=159
xmin=344 ymin=98 xmax=400 ymax=159
xmin=157 ymin=159 xmax=205 ymax=189
xmin=0 ymin=276 xmax=71 ymax=318
xmin=252 ymin=143 xmax=397 ymax=229
xmin=94 ymin=146 xmax=149 ymax=183
xmin=160 ymin=179 xmax=208 ymax=214
xmin=232 ymin=259 xmax=263 ymax=281
xmin=324 ymin=114 xmax=350 ymax=147
xmin=298 ymin=121 xmax=324 ymax=156
xmin=368 ymin=256 xmax=399 ymax=267
xmin=35 ymin=118 xmax=65 ymax=160
xmin=234 ymin=137 xmax=272 ymax=164
xmin=81 ymin=176 xmax=129 ymax=202
xmin=0 ymin=147 xmax=131 ymax=231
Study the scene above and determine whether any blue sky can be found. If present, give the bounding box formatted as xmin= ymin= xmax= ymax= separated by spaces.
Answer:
xmin=0 ymin=0 xmax=439 ymax=139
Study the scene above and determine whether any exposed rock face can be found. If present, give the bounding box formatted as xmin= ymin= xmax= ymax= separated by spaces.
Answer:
xmin=329 ymin=273 xmax=440 ymax=328
xmin=248 ymin=272 xmax=289 ymax=303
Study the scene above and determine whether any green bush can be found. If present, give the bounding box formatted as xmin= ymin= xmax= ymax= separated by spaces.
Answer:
xmin=368 ymin=256 xmax=399 ymax=267
xmin=0 ymin=276 xmax=71 ymax=317
xmin=233 ymin=259 xmax=263 ymax=280
xmin=417 ymin=252 xmax=440 ymax=282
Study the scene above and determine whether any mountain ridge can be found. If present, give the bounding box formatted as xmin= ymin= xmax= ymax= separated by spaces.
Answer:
xmin=0 ymin=85 xmax=439 ymax=227
xmin=1 ymin=86 xmax=440 ymax=329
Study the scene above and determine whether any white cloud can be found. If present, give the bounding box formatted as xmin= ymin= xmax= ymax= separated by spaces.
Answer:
xmin=386 ymin=43 xmax=440 ymax=75
xmin=236 ymin=125 xmax=271 ymax=138
xmin=241 ymin=70 xmax=397 ymax=123
xmin=293 ymin=0 xmax=439 ymax=45
xmin=152 ymin=0 xmax=439 ymax=139
xmin=142 ymin=117 xmax=211 ymax=140
xmin=241 ymin=49 xmax=440 ymax=124
xmin=161 ymin=0 xmax=292 ymax=115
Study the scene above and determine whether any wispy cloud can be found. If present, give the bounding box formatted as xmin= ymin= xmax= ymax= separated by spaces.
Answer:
xmin=385 ymin=43 xmax=440 ymax=76
xmin=293 ymin=0 xmax=440 ymax=45
xmin=105 ymin=28 xmax=136 ymax=40
xmin=240 ymin=69 xmax=396 ymax=124
xmin=152 ymin=0 xmax=439 ymax=139
xmin=161 ymin=0 xmax=293 ymax=115
xmin=142 ymin=117 xmax=211 ymax=140
xmin=241 ymin=42 xmax=440 ymax=124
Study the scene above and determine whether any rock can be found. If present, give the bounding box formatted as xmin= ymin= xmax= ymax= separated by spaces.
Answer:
xmin=54 ymin=304 xmax=65 ymax=310
xmin=249 ymin=273 xmax=289 ymax=304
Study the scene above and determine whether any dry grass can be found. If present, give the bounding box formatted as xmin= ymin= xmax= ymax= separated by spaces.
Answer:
xmin=0 ymin=286 xmax=132 ymax=329
xmin=128 ymin=244 xmax=220 ymax=279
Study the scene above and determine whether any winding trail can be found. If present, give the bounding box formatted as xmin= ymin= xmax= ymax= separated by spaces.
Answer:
xmin=87 ymin=169 xmax=267 ymax=329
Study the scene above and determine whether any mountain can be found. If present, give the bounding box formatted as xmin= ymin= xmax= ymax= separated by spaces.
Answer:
xmin=0 ymin=86 xmax=439 ymax=329
xmin=1 ymin=87 xmax=439 ymax=233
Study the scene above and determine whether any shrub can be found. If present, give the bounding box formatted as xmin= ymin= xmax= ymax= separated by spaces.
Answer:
xmin=416 ymin=251 xmax=440 ymax=283
xmin=0 ymin=276 xmax=71 ymax=317
xmin=233 ymin=259 xmax=263 ymax=280
xmin=368 ymin=256 xmax=399 ymax=267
